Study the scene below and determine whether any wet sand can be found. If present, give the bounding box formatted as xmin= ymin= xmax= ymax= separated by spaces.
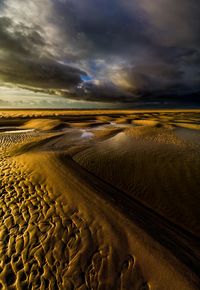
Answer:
xmin=0 ymin=110 xmax=200 ymax=289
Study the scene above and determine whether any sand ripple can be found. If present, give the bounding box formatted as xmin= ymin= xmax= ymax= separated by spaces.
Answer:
xmin=0 ymin=135 xmax=148 ymax=289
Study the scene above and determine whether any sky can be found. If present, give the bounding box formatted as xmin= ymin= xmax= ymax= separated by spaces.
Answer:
xmin=0 ymin=0 xmax=199 ymax=108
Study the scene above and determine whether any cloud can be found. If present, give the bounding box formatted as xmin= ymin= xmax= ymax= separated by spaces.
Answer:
xmin=0 ymin=0 xmax=199 ymax=106
xmin=0 ymin=13 xmax=87 ymax=91
xmin=134 ymin=0 xmax=200 ymax=46
xmin=66 ymin=79 xmax=137 ymax=103
xmin=0 ymin=16 xmax=45 ymax=56
xmin=0 ymin=55 xmax=86 ymax=89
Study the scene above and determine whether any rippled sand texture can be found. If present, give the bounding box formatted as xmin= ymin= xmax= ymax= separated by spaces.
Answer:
xmin=0 ymin=110 xmax=200 ymax=290
xmin=0 ymin=133 xmax=153 ymax=290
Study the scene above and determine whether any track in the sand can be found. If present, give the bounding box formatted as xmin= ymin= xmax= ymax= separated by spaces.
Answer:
xmin=68 ymin=155 xmax=200 ymax=282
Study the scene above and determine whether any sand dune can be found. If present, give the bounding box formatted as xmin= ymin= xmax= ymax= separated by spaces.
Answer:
xmin=74 ymin=126 xmax=200 ymax=237
xmin=21 ymin=119 xmax=69 ymax=131
xmin=0 ymin=110 xmax=200 ymax=289
xmin=132 ymin=120 xmax=160 ymax=127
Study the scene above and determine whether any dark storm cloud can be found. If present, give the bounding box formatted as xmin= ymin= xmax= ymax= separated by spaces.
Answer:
xmin=0 ymin=56 xmax=86 ymax=89
xmin=0 ymin=16 xmax=45 ymax=56
xmin=52 ymin=0 xmax=151 ymax=57
xmin=0 ymin=0 xmax=199 ymax=105
xmin=136 ymin=0 xmax=200 ymax=46
xmin=0 ymin=14 xmax=86 ymax=90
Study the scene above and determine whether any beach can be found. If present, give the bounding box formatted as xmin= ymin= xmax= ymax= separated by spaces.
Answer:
xmin=0 ymin=109 xmax=199 ymax=289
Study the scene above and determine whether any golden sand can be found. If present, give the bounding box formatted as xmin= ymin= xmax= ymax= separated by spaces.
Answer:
xmin=0 ymin=110 xmax=200 ymax=289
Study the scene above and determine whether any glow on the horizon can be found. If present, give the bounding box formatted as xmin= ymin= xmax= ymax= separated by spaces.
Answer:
xmin=0 ymin=86 xmax=119 ymax=109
